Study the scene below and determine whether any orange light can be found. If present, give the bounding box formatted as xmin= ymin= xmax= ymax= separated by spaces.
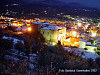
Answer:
xmin=72 ymin=31 xmax=77 ymax=37
xmin=92 ymin=33 xmax=96 ymax=37
xmin=28 ymin=27 xmax=31 ymax=31
xmin=37 ymin=51 xmax=38 ymax=54
xmin=77 ymin=23 xmax=82 ymax=27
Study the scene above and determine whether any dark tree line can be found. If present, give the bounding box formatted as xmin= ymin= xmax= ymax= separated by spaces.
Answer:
xmin=36 ymin=43 xmax=100 ymax=75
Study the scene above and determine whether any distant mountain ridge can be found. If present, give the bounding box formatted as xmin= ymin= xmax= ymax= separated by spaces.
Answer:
xmin=0 ymin=0 xmax=97 ymax=10
xmin=0 ymin=0 xmax=99 ymax=18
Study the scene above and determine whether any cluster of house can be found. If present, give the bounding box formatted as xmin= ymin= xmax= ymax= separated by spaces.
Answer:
xmin=32 ymin=21 xmax=100 ymax=52
xmin=0 ymin=16 xmax=100 ymax=52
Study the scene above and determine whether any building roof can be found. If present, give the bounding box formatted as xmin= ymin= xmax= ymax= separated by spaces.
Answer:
xmin=16 ymin=28 xmax=21 ymax=31
xmin=80 ymin=39 xmax=86 ymax=42
xmin=33 ymin=22 xmax=42 ymax=24
xmin=41 ymin=25 xmax=61 ymax=30
xmin=42 ymin=22 xmax=50 ymax=25
xmin=86 ymin=44 xmax=97 ymax=47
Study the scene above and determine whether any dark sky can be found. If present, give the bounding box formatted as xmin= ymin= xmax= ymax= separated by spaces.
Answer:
xmin=1 ymin=0 xmax=100 ymax=8
xmin=23 ymin=0 xmax=100 ymax=8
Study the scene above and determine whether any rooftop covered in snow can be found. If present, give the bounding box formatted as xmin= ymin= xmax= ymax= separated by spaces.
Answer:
xmin=80 ymin=39 xmax=86 ymax=42
xmin=32 ymin=21 xmax=42 ymax=24
xmin=41 ymin=25 xmax=62 ymax=30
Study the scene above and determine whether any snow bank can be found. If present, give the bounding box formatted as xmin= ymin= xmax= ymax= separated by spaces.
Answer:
xmin=5 ymin=55 xmax=19 ymax=61
xmin=64 ymin=47 xmax=100 ymax=61
xmin=3 ymin=36 xmax=24 ymax=44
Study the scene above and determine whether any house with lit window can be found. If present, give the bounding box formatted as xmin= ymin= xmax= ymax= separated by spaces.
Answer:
xmin=40 ymin=25 xmax=66 ymax=45
xmin=79 ymin=39 xmax=86 ymax=49
xmin=97 ymin=29 xmax=100 ymax=36
xmin=65 ymin=29 xmax=80 ymax=47
xmin=31 ymin=21 xmax=42 ymax=29
xmin=85 ymin=44 xmax=97 ymax=51
xmin=79 ymin=38 xmax=97 ymax=51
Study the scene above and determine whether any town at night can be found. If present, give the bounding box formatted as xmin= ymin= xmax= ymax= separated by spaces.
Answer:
xmin=0 ymin=0 xmax=100 ymax=75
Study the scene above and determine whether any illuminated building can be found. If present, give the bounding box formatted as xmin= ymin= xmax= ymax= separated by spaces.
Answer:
xmin=40 ymin=25 xmax=66 ymax=45
xmin=66 ymin=29 xmax=80 ymax=47
xmin=97 ymin=29 xmax=100 ymax=36
xmin=11 ymin=21 xmax=24 ymax=26
xmin=79 ymin=39 xmax=86 ymax=49
xmin=85 ymin=45 xmax=97 ymax=51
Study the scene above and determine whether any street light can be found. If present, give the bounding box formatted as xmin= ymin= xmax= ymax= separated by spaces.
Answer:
xmin=72 ymin=31 xmax=77 ymax=37
xmin=77 ymin=23 xmax=82 ymax=27
xmin=91 ymin=32 xmax=96 ymax=37
xmin=52 ymin=42 xmax=56 ymax=45
xmin=28 ymin=27 xmax=31 ymax=31
xmin=85 ymin=25 xmax=88 ymax=29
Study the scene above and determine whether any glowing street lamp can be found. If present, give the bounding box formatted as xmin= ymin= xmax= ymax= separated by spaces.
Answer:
xmin=91 ymin=33 xmax=96 ymax=37
xmin=52 ymin=42 xmax=56 ymax=45
xmin=72 ymin=31 xmax=77 ymax=37
xmin=77 ymin=23 xmax=82 ymax=27
xmin=28 ymin=27 xmax=31 ymax=31
xmin=85 ymin=25 xmax=88 ymax=29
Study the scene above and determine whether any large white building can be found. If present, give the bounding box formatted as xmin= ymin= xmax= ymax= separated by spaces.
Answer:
xmin=40 ymin=25 xmax=66 ymax=45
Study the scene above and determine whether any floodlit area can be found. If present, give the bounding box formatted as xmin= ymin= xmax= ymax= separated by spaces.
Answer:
xmin=64 ymin=47 xmax=100 ymax=61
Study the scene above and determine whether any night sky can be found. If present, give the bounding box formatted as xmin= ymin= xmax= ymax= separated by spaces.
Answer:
xmin=1 ymin=0 xmax=100 ymax=8
xmin=23 ymin=0 xmax=100 ymax=8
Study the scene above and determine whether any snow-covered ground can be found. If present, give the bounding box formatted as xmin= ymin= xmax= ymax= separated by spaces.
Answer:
xmin=5 ymin=50 xmax=38 ymax=69
xmin=2 ymin=36 xmax=38 ymax=74
xmin=82 ymin=50 xmax=100 ymax=61
xmin=29 ymin=54 xmax=37 ymax=63
xmin=3 ymin=36 xmax=24 ymax=44
xmin=64 ymin=47 xmax=100 ymax=61
xmin=5 ymin=49 xmax=38 ymax=63
xmin=29 ymin=63 xmax=34 ymax=69
xmin=3 ymin=35 xmax=37 ymax=70
xmin=4 ymin=55 xmax=19 ymax=61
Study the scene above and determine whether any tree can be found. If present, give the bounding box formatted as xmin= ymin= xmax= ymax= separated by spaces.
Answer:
xmin=15 ymin=42 xmax=25 ymax=51
xmin=0 ymin=29 xmax=3 ymax=39
xmin=23 ymin=27 xmax=45 ymax=71
xmin=0 ymin=39 xmax=13 ymax=50
xmin=95 ymin=57 xmax=100 ymax=67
